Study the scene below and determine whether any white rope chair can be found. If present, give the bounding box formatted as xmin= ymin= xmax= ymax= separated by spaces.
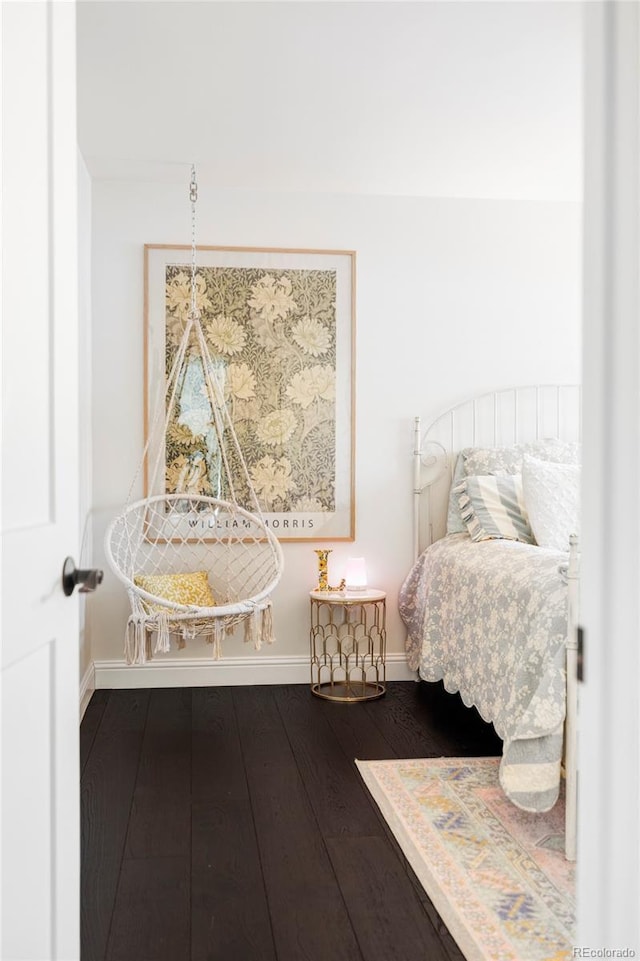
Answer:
xmin=105 ymin=166 xmax=284 ymax=664
xmin=105 ymin=491 xmax=283 ymax=664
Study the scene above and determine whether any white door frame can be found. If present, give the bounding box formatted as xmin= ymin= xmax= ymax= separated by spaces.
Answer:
xmin=579 ymin=2 xmax=640 ymax=952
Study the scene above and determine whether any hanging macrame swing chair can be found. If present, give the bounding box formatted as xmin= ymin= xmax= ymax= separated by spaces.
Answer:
xmin=105 ymin=167 xmax=284 ymax=665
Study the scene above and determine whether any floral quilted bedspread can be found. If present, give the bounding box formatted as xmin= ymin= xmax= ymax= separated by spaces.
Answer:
xmin=399 ymin=533 xmax=569 ymax=812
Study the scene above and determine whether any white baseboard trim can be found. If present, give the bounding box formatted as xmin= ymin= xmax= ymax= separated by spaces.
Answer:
xmin=93 ymin=652 xmax=415 ymax=689
xmin=79 ymin=662 xmax=96 ymax=719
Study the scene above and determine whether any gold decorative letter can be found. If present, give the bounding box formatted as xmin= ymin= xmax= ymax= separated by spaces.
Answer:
xmin=314 ymin=549 xmax=346 ymax=593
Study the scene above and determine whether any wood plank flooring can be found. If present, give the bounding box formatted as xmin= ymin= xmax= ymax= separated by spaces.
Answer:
xmin=81 ymin=681 xmax=502 ymax=961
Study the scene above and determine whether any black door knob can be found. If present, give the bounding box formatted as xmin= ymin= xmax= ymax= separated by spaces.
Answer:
xmin=62 ymin=557 xmax=104 ymax=596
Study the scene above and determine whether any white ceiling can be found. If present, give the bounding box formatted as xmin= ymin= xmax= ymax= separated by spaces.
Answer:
xmin=77 ymin=1 xmax=582 ymax=200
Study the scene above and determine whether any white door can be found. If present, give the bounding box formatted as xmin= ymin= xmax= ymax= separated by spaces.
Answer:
xmin=1 ymin=3 xmax=81 ymax=959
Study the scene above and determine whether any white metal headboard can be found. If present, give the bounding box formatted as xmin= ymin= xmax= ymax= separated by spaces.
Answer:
xmin=413 ymin=384 xmax=582 ymax=558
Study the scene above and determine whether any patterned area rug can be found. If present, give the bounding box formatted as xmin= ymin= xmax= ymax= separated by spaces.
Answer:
xmin=356 ymin=757 xmax=575 ymax=961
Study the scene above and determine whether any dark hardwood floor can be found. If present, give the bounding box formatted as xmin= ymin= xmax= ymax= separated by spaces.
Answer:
xmin=80 ymin=681 xmax=502 ymax=961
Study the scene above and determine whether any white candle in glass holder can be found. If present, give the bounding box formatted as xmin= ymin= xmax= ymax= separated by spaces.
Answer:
xmin=345 ymin=557 xmax=367 ymax=592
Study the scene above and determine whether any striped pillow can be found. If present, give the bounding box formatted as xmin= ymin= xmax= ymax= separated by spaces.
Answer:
xmin=454 ymin=474 xmax=534 ymax=544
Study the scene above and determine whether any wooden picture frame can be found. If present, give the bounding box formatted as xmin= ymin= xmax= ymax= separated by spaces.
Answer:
xmin=144 ymin=245 xmax=356 ymax=542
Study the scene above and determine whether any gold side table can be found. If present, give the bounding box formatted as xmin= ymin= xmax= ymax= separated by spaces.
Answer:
xmin=309 ymin=589 xmax=386 ymax=702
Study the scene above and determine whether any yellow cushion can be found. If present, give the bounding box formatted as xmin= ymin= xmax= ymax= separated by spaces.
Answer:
xmin=134 ymin=570 xmax=216 ymax=613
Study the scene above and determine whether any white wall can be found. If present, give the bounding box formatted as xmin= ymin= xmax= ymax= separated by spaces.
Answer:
xmin=89 ymin=182 xmax=581 ymax=679
xmin=78 ymin=1 xmax=581 ymax=203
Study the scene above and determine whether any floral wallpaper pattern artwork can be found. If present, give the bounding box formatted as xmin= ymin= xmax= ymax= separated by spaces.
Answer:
xmin=164 ymin=265 xmax=338 ymax=516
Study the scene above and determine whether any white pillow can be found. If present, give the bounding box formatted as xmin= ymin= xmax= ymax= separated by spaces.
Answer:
xmin=522 ymin=455 xmax=580 ymax=551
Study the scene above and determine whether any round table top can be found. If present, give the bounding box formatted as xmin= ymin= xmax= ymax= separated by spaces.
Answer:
xmin=309 ymin=588 xmax=386 ymax=604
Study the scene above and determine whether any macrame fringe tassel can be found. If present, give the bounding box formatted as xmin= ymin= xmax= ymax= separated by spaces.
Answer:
xmin=244 ymin=611 xmax=256 ymax=646
xmin=125 ymin=614 xmax=148 ymax=666
xmin=261 ymin=603 xmax=275 ymax=646
xmin=154 ymin=610 xmax=171 ymax=654
xmin=125 ymin=604 xmax=274 ymax=664
xmin=211 ymin=620 xmax=224 ymax=660
xmin=244 ymin=609 xmax=263 ymax=650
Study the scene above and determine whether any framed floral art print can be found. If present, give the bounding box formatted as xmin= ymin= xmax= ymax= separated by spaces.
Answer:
xmin=144 ymin=245 xmax=356 ymax=541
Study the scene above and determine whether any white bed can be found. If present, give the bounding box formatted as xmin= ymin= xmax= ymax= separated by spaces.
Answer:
xmin=401 ymin=385 xmax=580 ymax=860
